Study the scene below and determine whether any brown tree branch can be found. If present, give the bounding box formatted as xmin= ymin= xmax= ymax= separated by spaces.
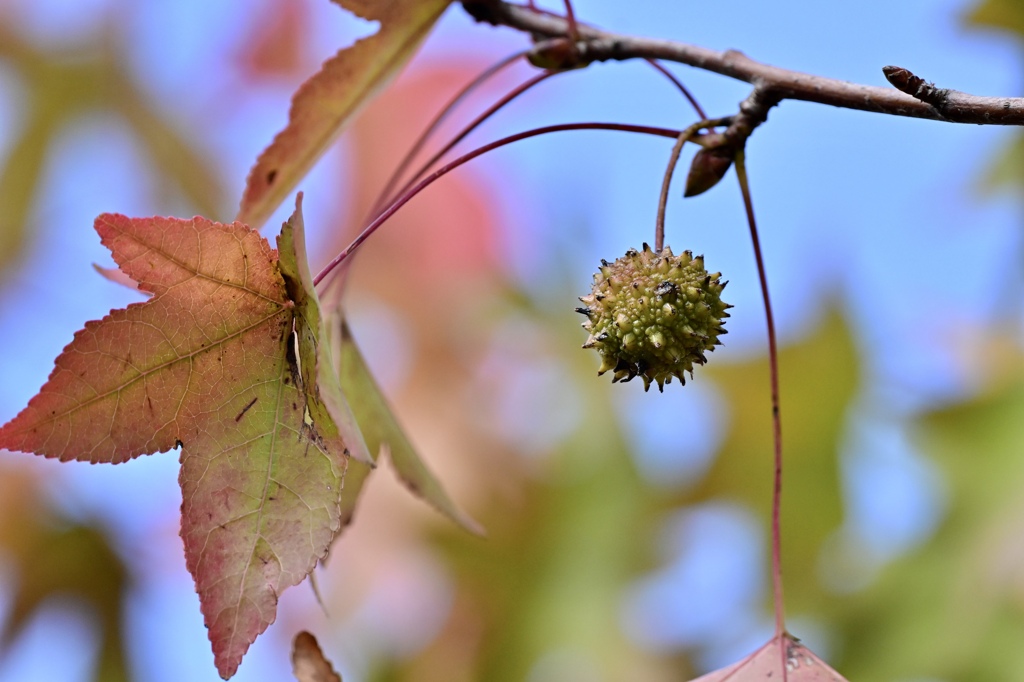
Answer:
xmin=462 ymin=0 xmax=1024 ymax=127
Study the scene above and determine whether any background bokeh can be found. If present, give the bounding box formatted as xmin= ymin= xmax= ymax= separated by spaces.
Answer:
xmin=1 ymin=0 xmax=1023 ymax=680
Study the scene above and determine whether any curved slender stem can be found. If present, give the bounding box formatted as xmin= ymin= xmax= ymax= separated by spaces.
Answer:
xmin=653 ymin=118 xmax=727 ymax=251
xmin=368 ymin=48 xmax=530 ymax=218
xmin=734 ymin=150 xmax=786 ymax=640
xmin=384 ymin=60 xmax=708 ymax=221
xmin=644 ymin=59 xmax=707 ymax=120
xmin=314 ymin=121 xmax=699 ymax=286
xmin=384 ymin=70 xmax=560 ymax=213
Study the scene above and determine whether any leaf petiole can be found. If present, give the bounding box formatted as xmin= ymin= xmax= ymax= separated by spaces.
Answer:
xmin=313 ymin=120 xmax=734 ymax=287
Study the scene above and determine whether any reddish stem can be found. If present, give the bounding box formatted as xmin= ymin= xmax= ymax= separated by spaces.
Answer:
xmin=368 ymin=48 xmax=530 ymax=218
xmin=385 ymin=70 xmax=560 ymax=211
xmin=562 ymin=0 xmax=580 ymax=44
xmin=734 ymin=151 xmax=786 ymax=643
xmin=313 ymin=122 xmax=683 ymax=286
xmin=387 ymin=61 xmax=708 ymax=215
xmin=653 ymin=117 xmax=730 ymax=251
xmin=644 ymin=59 xmax=708 ymax=120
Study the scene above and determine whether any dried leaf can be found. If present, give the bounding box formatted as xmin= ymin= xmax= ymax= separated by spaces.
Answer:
xmin=0 ymin=202 xmax=359 ymax=678
xmin=292 ymin=631 xmax=343 ymax=682
xmin=690 ymin=634 xmax=847 ymax=681
xmin=237 ymin=0 xmax=453 ymax=229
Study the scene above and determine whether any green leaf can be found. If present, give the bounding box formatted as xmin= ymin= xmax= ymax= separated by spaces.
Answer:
xmin=277 ymin=194 xmax=374 ymax=467
xmin=0 ymin=208 xmax=352 ymax=678
xmin=332 ymin=314 xmax=483 ymax=535
xmin=237 ymin=0 xmax=453 ymax=229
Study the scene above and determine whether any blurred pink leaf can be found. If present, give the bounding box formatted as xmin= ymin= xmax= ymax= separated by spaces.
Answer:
xmin=239 ymin=0 xmax=310 ymax=78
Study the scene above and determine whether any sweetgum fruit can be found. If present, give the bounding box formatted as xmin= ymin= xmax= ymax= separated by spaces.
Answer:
xmin=577 ymin=243 xmax=731 ymax=392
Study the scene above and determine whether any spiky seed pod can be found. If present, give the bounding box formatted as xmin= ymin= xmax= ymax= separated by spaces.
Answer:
xmin=577 ymin=243 xmax=731 ymax=391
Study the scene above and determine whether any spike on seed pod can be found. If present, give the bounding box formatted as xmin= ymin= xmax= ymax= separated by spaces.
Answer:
xmin=597 ymin=355 xmax=617 ymax=375
xmin=577 ymin=244 xmax=730 ymax=389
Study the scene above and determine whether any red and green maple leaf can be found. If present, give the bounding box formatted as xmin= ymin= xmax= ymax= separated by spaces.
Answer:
xmin=0 ymin=199 xmax=365 ymax=678
xmin=0 ymin=195 xmax=477 ymax=678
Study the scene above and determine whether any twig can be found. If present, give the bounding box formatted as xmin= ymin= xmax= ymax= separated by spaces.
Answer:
xmin=462 ymin=0 xmax=1024 ymax=126
xmin=877 ymin=64 xmax=1022 ymax=123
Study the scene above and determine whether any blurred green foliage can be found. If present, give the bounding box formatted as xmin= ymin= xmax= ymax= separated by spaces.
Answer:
xmin=0 ymin=467 xmax=131 ymax=682
xmin=364 ymin=298 xmax=862 ymax=682
xmin=685 ymin=309 xmax=856 ymax=619
xmin=834 ymin=361 xmax=1024 ymax=681
xmin=968 ymin=0 xmax=1024 ymax=38
xmin=0 ymin=23 xmax=224 ymax=280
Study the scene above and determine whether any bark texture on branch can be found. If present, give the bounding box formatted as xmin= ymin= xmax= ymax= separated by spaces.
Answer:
xmin=462 ymin=0 xmax=1024 ymax=126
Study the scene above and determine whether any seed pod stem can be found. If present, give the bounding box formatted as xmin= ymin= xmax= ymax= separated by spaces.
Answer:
xmin=654 ymin=117 xmax=735 ymax=251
